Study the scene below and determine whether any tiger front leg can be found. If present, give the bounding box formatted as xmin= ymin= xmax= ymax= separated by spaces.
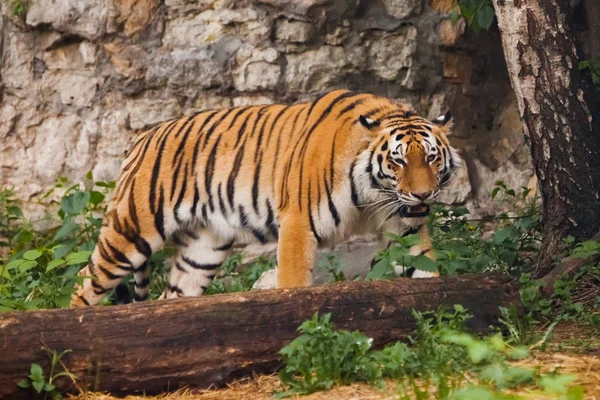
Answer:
xmin=379 ymin=217 xmax=439 ymax=278
xmin=276 ymin=215 xmax=318 ymax=288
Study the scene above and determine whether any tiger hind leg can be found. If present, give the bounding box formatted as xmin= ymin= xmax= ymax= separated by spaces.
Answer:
xmin=70 ymin=223 xmax=157 ymax=307
xmin=159 ymin=229 xmax=233 ymax=299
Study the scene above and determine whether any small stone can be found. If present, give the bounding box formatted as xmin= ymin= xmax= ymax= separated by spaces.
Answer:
xmin=26 ymin=0 xmax=109 ymax=40
xmin=438 ymin=18 xmax=465 ymax=46
xmin=381 ymin=0 xmax=423 ymax=19
xmin=233 ymin=95 xmax=275 ymax=107
xmin=234 ymin=47 xmax=280 ymax=92
xmin=114 ymin=0 xmax=160 ymax=36
xmin=275 ymin=19 xmax=314 ymax=43
xmin=368 ymin=27 xmax=418 ymax=82
xmin=128 ymin=98 xmax=180 ymax=131
xmin=40 ymin=72 xmax=98 ymax=107
xmin=285 ymin=46 xmax=365 ymax=92
xmin=429 ymin=0 xmax=457 ymax=12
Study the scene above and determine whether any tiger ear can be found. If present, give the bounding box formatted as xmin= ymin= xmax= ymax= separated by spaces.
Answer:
xmin=359 ymin=115 xmax=380 ymax=129
xmin=433 ymin=111 xmax=452 ymax=127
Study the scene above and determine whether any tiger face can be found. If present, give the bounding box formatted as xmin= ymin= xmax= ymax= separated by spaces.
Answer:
xmin=360 ymin=110 xmax=461 ymax=216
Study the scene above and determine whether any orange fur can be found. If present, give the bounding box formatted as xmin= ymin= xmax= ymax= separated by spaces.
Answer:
xmin=70 ymin=90 xmax=461 ymax=306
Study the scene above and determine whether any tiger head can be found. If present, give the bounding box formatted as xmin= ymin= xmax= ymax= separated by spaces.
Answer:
xmin=357 ymin=110 xmax=462 ymax=217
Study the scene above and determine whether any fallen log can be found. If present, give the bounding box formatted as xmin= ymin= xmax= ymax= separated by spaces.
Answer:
xmin=0 ymin=273 xmax=521 ymax=398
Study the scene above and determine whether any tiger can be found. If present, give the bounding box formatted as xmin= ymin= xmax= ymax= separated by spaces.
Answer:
xmin=70 ymin=90 xmax=461 ymax=307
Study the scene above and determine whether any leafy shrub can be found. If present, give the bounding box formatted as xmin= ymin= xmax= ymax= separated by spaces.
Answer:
xmin=278 ymin=308 xmax=584 ymax=399
xmin=369 ymin=182 xmax=541 ymax=280
xmin=452 ymin=0 xmax=495 ymax=34
xmin=0 ymin=174 xmax=114 ymax=310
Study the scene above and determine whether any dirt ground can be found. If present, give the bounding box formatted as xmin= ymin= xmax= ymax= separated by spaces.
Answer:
xmin=73 ymin=323 xmax=600 ymax=400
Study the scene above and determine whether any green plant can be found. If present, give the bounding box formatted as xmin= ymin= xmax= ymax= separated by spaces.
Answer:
xmin=204 ymin=254 xmax=276 ymax=295
xmin=278 ymin=308 xmax=584 ymax=399
xmin=367 ymin=233 xmax=437 ymax=280
xmin=0 ymin=173 xmax=118 ymax=310
xmin=318 ymin=253 xmax=347 ymax=282
xmin=8 ymin=0 xmax=26 ymax=17
xmin=368 ymin=182 xmax=541 ymax=281
xmin=451 ymin=0 xmax=495 ymax=34
xmin=579 ymin=55 xmax=600 ymax=93
xmin=17 ymin=345 xmax=78 ymax=400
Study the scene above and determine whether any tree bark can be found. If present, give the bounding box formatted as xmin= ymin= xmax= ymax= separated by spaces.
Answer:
xmin=0 ymin=273 xmax=521 ymax=399
xmin=492 ymin=0 xmax=600 ymax=277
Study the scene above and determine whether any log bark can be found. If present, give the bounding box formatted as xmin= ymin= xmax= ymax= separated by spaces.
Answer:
xmin=492 ymin=0 xmax=600 ymax=277
xmin=0 ymin=273 xmax=521 ymax=398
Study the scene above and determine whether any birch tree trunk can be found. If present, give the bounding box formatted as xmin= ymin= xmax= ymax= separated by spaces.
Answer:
xmin=492 ymin=0 xmax=600 ymax=276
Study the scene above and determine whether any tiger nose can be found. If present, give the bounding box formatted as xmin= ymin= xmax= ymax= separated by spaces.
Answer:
xmin=412 ymin=191 xmax=432 ymax=201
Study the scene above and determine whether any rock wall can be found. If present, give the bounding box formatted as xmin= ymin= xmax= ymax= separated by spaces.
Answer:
xmin=0 ymin=0 xmax=533 ymax=216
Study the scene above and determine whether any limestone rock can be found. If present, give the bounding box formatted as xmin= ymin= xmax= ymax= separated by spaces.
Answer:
xmin=255 ymin=0 xmax=327 ymax=16
xmin=146 ymin=47 xmax=234 ymax=97
xmin=233 ymin=95 xmax=275 ymax=107
xmin=128 ymin=98 xmax=181 ymax=131
xmin=164 ymin=8 xmax=258 ymax=48
xmin=26 ymin=0 xmax=110 ymax=40
xmin=233 ymin=46 xmax=280 ymax=91
xmin=42 ymin=42 xmax=96 ymax=70
xmin=368 ymin=27 xmax=418 ymax=83
xmin=275 ymin=19 xmax=315 ymax=43
xmin=40 ymin=72 xmax=98 ymax=107
xmin=285 ymin=46 xmax=366 ymax=92
xmin=114 ymin=0 xmax=159 ymax=36
xmin=381 ymin=0 xmax=423 ymax=19
xmin=438 ymin=18 xmax=465 ymax=46
xmin=104 ymin=42 xmax=148 ymax=78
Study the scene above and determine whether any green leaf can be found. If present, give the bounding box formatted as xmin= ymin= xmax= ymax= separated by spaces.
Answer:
xmin=30 ymin=363 xmax=43 ymax=377
xmin=53 ymin=221 xmax=79 ymax=241
xmin=46 ymin=259 xmax=66 ymax=272
xmin=6 ymin=259 xmax=24 ymax=270
xmin=452 ymin=386 xmax=495 ymax=400
xmin=86 ymin=170 xmax=93 ymax=180
xmin=493 ymin=227 xmax=512 ymax=244
xmin=17 ymin=379 xmax=31 ymax=388
xmin=95 ymin=181 xmax=116 ymax=189
xmin=7 ymin=206 xmax=23 ymax=218
xmin=477 ymin=5 xmax=495 ymax=30
xmin=467 ymin=341 xmax=490 ymax=363
xmin=65 ymin=251 xmax=93 ymax=265
xmin=53 ymin=241 xmax=75 ymax=260
xmin=89 ymin=191 xmax=105 ymax=206
xmin=566 ymin=386 xmax=585 ymax=400
xmin=19 ymin=260 xmax=38 ymax=273
xmin=60 ymin=191 xmax=90 ymax=214
xmin=450 ymin=6 xmax=461 ymax=23
xmin=23 ymin=250 xmax=43 ymax=261
xmin=32 ymin=379 xmax=45 ymax=393
xmin=410 ymin=255 xmax=437 ymax=273
xmin=539 ymin=374 xmax=576 ymax=393
xmin=366 ymin=260 xmax=389 ymax=280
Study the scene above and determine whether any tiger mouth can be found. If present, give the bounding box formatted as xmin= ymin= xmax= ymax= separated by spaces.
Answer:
xmin=401 ymin=204 xmax=430 ymax=218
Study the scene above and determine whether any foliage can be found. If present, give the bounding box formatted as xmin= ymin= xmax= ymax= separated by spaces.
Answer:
xmin=17 ymin=345 xmax=78 ymax=400
xmin=369 ymin=182 xmax=541 ymax=280
xmin=0 ymin=174 xmax=115 ymax=311
xmin=451 ymin=0 xmax=495 ymax=34
xmin=278 ymin=307 xmax=584 ymax=398
xmin=318 ymin=253 xmax=347 ymax=282
xmin=7 ymin=0 xmax=26 ymax=17
xmin=579 ymin=55 xmax=600 ymax=93
xmin=204 ymin=254 xmax=276 ymax=295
